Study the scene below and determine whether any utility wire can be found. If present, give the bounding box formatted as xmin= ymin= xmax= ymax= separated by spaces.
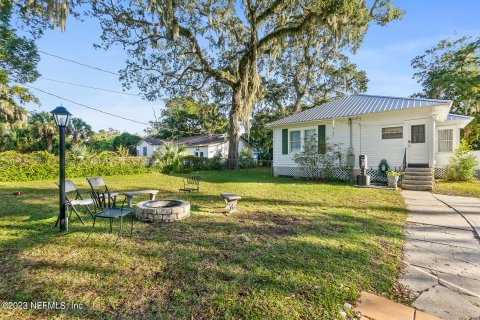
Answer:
xmin=25 ymin=84 xmax=148 ymax=125
xmin=38 ymin=50 xmax=120 ymax=76
xmin=39 ymin=77 xmax=139 ymax=96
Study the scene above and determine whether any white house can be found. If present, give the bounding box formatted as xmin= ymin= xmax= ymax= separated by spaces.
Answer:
xmin=174 ymin=134 xmax=254 ymax=158
xmin=137 ymin=138 xmax=164 ymax=157
xmin=137 ymin=134 xmax=254 ymax=158
xmin=266 ymin=94 xmax=473 ymax=179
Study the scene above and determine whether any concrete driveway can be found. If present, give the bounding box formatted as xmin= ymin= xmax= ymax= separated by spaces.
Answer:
xmin=400 ymin=190 xmax=480 ymax=320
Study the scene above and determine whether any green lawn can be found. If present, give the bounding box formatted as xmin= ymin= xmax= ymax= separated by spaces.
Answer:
xmin=434 ymin=179 xmax=480 ymax=198
xmin=0 ymin=168 xmax=408 ymax=319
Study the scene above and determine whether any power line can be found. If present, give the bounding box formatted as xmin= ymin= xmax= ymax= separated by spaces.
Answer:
xmin=38 ymin=50 xmax=120 ymax=76
xmin=39 ymin=77 xmax=139 ymax=96
xmin=25 ymin=85 xmax=148 ymax=125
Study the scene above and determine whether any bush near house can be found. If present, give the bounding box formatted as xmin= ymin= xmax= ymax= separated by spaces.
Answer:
xmin=0 ymin=151 xmax=150 ymax=182
xmin=150 ymin=145 xmax=258 ymax=173
xmin=444 ymin=140 xmax=478 ymax=181
xmin=293 ymin=140 xmax=350 ymax=180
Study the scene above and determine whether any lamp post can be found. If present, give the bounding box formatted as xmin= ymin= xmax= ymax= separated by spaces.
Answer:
xmin=51 ymin=106 xmax=72 ymax=232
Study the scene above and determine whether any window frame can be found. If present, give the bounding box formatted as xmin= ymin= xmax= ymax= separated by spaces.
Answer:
xmin=438 ymin=128 xmax=454 ymax=153
xmin=381 ymin=126 xmax=403 ymax=140
xmin=143 ymin=146 xmax=148 ymax=156
xmin=289 ymin=130 xmax=301 ymax=153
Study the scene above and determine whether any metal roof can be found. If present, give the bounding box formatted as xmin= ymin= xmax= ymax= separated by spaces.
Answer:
xmin=174 ymin=134 xmax=228 ymax=147
xmin=447 ymin=114 xmax=474 ymax=121
xmin=141 ymin=138 xmax=165 ymax=145
xmin=267 ymin=94 xmax=451 ymax=127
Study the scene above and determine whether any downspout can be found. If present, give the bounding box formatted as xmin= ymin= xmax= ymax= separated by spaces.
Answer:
xmin=359 ymin=120 xmax=362 ymax=156
xmin=348 ymin=118 xmax=353 ymax=151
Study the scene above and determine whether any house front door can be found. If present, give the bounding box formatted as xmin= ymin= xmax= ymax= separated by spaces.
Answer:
xmin=407 ymin=122 xmax=429 ymax=167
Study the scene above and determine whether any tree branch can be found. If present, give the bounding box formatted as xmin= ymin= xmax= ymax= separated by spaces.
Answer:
xmin=257 ymin=12 xmax=320 ymax=52
xmin=177 ymin=25 xmax=237 ymax=86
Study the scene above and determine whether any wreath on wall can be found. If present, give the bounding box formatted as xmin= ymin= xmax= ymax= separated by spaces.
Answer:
xmin=378 ymin=159 xmax=390 ymax=176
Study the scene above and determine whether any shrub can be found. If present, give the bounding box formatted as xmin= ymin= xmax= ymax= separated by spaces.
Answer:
xmin=239 ymin=148 xmax=254 ymax=169
xmin=181 ymin=151 xmax=227 ymax=172
xmin=445 ymin=139 xmax=478 ymax=181
xmin=0 ymin=151 xmax=150 ymax=182
xmin=70 ymin=144 xmax=91 ymax=161
xmin=149 ymin=142 xmax=188 ymax=173
xmin=182 ymin=155 xmax=208 ymax=172
xmin=210 ymin=151 xmax=227 ymax=170
xmin=293 ymin=139 xmax=349 ymax=180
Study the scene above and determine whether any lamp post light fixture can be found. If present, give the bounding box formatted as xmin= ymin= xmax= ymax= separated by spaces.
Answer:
xmin=51 ymin=106 xmax=72 ymax=232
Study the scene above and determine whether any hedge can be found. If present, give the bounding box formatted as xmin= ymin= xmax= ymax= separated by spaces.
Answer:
xmin=0 ymin=151 xmax=151 ymax=182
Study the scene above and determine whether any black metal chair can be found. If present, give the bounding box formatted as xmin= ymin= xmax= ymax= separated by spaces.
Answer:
xmin=86 ymin=189 xmax=134 ymax=245
xmin=179 ymin=176 xmax=201 ymax=193
xmin=54 ymin=180 xmax=93 ymax=226
xmin=86 ymin=176 xmax=119 ymax=208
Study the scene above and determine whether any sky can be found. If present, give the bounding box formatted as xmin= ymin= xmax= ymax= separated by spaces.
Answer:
xmin=20 ymin=0 xmax=480 ymax=134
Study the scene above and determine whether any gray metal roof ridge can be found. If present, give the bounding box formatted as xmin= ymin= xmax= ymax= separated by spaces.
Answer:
xmin=266 ymin=94 xmax=452 ymax=127
xmin=354 ymin=93 xmax=450 ymax=103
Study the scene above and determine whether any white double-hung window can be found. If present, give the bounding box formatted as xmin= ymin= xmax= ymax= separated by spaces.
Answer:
xmin=438 ymin=129 xmax=453 ymax=152
xmin=290 ymin=130 xmax=301 ymax=153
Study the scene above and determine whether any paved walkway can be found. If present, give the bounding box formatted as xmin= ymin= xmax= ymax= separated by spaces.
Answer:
xmin=400 ymin=191 xmax=480 ymax=320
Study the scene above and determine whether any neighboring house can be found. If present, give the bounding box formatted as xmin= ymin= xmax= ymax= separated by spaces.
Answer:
xmin=136 ymin=138 xmax=164 ymax=157
xmin=175 ymin=134 xmax=254 ymax=158
xmin=137 ymin=134 xmax=254 ymax=158
xmin=266 ymin=94 xmax=473 ymax=178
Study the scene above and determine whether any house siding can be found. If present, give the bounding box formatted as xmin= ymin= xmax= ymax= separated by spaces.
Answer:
xmin=137 ymin=140 xmax=159 ymax=157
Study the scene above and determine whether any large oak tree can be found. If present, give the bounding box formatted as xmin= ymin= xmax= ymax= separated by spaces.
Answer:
xmin=15 ymin=0 xmax=403 ymax=168
xmin=86 ymin=0 xmax=402 ymax=168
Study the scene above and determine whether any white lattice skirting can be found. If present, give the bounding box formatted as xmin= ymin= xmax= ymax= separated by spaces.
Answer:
xmin=273 ymin=166 xmax=402 ymax=183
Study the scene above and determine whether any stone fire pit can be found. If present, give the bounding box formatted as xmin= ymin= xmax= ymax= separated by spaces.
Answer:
xmin=135 ymin=200 xmax=190 ymax=223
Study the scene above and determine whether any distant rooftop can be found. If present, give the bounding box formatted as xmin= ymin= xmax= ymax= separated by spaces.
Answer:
xmin=143 ymin=137 xmax=165 ymax=145
xmin=267 ymin=94 xmax=451 ymax=127
xmin=175 ymin=134 xmax=228 ymax=147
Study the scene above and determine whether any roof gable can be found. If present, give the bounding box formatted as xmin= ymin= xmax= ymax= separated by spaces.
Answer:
xmin=267 ymin=94 xmax=452 ymax=127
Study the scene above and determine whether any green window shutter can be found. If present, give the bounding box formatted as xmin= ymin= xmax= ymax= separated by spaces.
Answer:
xmin=318 ymin=125 xmax=326 ymax=154
xmin=282 ymin=129 xmax=288 ymax=154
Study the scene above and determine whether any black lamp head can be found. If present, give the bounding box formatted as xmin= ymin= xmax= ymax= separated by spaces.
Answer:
xmin=50 ymin=106 xmax=72 ymax=127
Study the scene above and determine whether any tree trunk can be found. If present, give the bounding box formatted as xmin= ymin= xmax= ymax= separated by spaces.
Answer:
xmin=46 ymin=136 xmax=53 ymax=153
xmin=293 ymin=93 xmax=304 ymax=113
xmin=228 ymin=86 xmax=242 ymax=170
xmin=73 ymin=132 xmax=78 ymax=146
